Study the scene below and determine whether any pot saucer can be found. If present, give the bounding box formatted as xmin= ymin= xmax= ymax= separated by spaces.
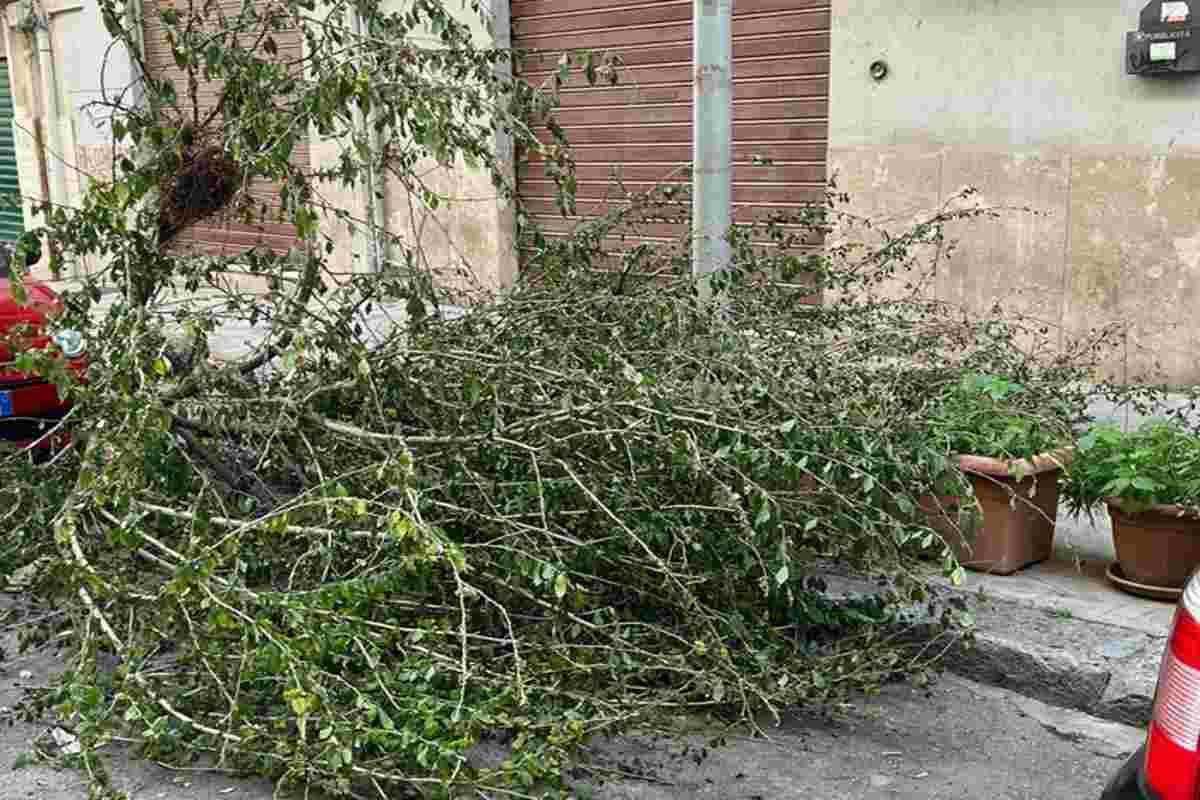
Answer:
xmin=1106 ymin=562 xmax=1182 ymax=603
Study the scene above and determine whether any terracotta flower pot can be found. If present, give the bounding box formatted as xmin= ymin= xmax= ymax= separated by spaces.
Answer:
xmin=1107 ymin=499 xmax=1200 ymax=590
xmin=911 ymin=492 xmax=981 ymax=555
xmin=945 ymin=450 xmax=1070 ymax=575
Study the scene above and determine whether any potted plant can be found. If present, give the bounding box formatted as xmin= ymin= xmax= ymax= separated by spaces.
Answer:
xmin=924 ymin=374 xmax=1073 ymax=575
xmin=1063 ymin=420 xmax=1200 ymax=594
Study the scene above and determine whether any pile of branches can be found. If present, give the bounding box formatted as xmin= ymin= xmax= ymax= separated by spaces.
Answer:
xmin=2 ymin=226 xmax=1119 ymax=796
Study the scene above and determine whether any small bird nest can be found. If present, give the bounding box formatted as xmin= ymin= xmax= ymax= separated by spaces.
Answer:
xmin=157 ymin=136 xmax=247 ymax=245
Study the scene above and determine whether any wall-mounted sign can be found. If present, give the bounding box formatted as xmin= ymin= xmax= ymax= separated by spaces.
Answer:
xmin=1162 ymin=2 xmax=1190 ymax=23
xmin=1128 ymin=1 xmax=1200 ymax=74
xmin=1151 ymin=41 xmax=1179 ymax=60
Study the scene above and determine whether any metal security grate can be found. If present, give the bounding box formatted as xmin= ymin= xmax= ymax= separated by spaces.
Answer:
xmin=0 ymin=60 xmax=26 ymax=244
xmin=511 ymin=0 xmax=832 ymax=267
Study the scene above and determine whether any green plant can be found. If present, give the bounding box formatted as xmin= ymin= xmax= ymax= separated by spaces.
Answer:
xmin=927 ymin=373 xmax=1075 ymax=462
xmin=1063 ymin=420 xmax=1200 ymax=515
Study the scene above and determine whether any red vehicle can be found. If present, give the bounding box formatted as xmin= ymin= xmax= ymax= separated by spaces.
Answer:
xmin=0 ymin=238 xmax=86 ymax=450
xmin=1103 ymin=569 xmax=1200 ymax=799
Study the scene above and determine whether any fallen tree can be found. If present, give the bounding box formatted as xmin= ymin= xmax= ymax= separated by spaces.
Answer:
xmin=2 ymin=247 xmax=1120 ymax=798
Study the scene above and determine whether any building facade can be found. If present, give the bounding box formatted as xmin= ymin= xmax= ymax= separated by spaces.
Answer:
xmin=0 ymin=0 xmax=516 ymax=291
xmin=5 ymin=1 xmax=1198 ymax=383
xmin=829 ymin=0 xmax=1200 ymax=384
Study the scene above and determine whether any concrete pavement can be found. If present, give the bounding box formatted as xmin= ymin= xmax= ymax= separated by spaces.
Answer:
xmin=2 ymin=645 xmax=1137 ymax=800
xmin=3 ymin=575 xmax=1144 ymax=800
xmin=572 ymin=675 xmax=1138 ymax=800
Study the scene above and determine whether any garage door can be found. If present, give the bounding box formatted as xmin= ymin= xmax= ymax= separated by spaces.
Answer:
xmin=142 ymin=0 xmax=308 ymax=255
xmin=0 ymin=60 xmax=24 ymax=243
xmin=512 ymin=0 xmax=830 ymax=266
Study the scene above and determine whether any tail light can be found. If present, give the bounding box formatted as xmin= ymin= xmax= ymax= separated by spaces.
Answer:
xmin=1144 ymin=576 xmax=1200 ymax=800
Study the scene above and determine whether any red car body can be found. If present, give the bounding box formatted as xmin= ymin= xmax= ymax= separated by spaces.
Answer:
xmin=0 ymin=276 xmax=83 ymax=449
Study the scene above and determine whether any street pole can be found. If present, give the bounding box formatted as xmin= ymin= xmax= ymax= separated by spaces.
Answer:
xmin=692 ymin=0 xmax=732 ymax=305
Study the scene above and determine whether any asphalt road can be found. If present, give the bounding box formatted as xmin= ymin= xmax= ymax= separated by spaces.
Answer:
xmin=581 ymin=674 xmax=1142 ymax=800
xmin=2 ymin=626 xmax=1141 ymax=800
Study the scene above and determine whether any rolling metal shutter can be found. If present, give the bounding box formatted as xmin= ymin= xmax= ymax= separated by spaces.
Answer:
xmin=512 ymin=0 xmax=830 ymax=264
xmin=142 ymin=0 xmax=308 ymax=255
xmin=0 ymin=60 xmax=25 ymax=243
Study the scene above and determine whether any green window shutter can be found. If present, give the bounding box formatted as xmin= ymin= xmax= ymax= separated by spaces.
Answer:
xmin=0 ymin=60 xmax=25 ymax=243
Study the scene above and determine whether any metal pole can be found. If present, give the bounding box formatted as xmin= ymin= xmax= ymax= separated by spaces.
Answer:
xmin=351 ymin=9 xmax=386 ymax=273
xmin=491 ymin=0 xmax=518 ymax=288
xmin=692 ymin=0 xmax=731 ymax=303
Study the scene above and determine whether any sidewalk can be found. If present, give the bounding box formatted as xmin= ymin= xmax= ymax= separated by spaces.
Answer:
xmin=923 ymin=394 xmax=1192 ymax=728
xmin=919 ymin=503 xmax=1176 ymax=729
xmin=930 ymin=553 xmax=1170 ymax=728
xmin=820 ymin=504 xmax=1175 ymax=731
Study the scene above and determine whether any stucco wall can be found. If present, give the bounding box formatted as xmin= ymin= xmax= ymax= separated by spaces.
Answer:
xmin=829 ymin=0 xmax=1200 ymax=384
xmin=310 ymin=0 xmax=517 ymax=294
xmin=375 ymin=0 xmax=516 ymax=295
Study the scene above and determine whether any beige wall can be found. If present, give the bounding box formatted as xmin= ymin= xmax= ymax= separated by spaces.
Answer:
xmin=309 ymin=0 xmax=517 ymax=295
xmin=829 ymin=0 xmax=1200 ymax=384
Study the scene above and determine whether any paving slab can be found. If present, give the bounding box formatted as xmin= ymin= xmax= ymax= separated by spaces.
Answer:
xmin=946 ymin=591 xmax=1164 ymax=727
xmin=933 ymin=553 xmax=1176 ymax=728
xmin=1055 ymin=508 xmax=1116 ymax=562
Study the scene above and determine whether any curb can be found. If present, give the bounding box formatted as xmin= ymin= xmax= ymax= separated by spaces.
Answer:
xmin=821 ymin=571 xmax=1164 ymax=728
xmin=944 ymin=595 xmax=1162 ymax=727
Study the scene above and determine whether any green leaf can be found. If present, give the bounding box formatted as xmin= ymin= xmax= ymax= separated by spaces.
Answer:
xmin=774 ymin=564 xmax=789 ymax=586
xmin=554 ymin=572 xmax=568 ymax=599
xmin=1104 ymin=478 xmax=1133 ymax=495
xmin=284 ymin=688 xmax=315 ymax=716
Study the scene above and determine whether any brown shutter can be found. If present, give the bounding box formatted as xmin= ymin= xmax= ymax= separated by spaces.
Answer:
xmin=141 ymin=0 xmax=308 ymax=255
xmin=512 ymin=0 xmax=830 ymax=265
